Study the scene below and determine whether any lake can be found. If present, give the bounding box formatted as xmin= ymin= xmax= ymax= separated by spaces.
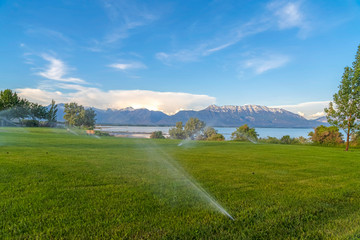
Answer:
xmin=96 ymin=125 xmax=315 ymax=140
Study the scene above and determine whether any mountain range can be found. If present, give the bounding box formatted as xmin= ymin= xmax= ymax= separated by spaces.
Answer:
xmin=55 ymin=104 xmax=326 ymax=128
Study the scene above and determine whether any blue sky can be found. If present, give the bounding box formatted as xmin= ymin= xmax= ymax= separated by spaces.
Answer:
xmin=1 ymin=0 xmax=360 ymax=118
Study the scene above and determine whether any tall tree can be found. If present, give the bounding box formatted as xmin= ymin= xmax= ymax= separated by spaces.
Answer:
xmin=169 ymin=121 xmax=186 ymax=139
xmin=64 ymin=102 xmax=83 ymax=126
xmin=184 ymin=117 xmax=205 ymax=140
xmin=81 ymin=108 xmax=96 ymax=129
xmin=47 ymin=99 xmax=58 ymax=126
xmin=325 ymin=44 xmax=360 ymax=151
xmin=64 ymin=102 xmax=96 ymax=129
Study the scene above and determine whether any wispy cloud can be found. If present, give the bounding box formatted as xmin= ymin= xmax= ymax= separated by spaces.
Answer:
xmin=109 ymin=61 xmax=147 ymax=71
xmin=156 ymin=0 xmax=310 ymax=64
xmin=89 ymin=0 xmax=159 ymax=50
xmin=243 ymin=54 xmax=290 ymax=74
xmin=272 ymin=100 xmax=330 ymax=119
xmin=16 ymin=87 xmax=216 ymax=115
xmin=25 ymin=27 xmax=72 ymax=44
xmin=268 ymin=0 xmax=310 ymax=37
xmin=37 ymin=54 xmax=86 ymax=84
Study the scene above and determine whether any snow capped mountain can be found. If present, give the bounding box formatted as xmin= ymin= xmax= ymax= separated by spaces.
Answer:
xmin=205 ymin=105 xmax=285 ymax=114
xmin=55 ymin=104 xmax=323 ymax=127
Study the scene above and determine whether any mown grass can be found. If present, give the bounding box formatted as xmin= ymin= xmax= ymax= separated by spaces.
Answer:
xmin=1 ymin=127 xmax=360 ymax=239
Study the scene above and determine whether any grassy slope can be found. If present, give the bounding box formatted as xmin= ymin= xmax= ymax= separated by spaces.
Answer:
xmin=1 ymin=127 xmax=360 ymax=239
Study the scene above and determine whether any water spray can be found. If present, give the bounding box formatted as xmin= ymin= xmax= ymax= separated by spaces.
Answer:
xmin=143 ymin=140 xmax=234 ymax=220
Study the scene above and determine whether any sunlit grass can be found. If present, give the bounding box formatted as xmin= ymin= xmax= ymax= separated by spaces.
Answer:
xmin=1 ymin=127 xmax=360 ymax=239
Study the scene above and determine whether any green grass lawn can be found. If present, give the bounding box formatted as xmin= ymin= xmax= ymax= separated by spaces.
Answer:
xmin=1 ymin=127 xmax=360 ymax=239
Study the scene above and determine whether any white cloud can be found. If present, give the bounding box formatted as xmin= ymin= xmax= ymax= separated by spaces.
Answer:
xmin=109 ymin=61 xmax=147 ymax=71
xmin=16 ymin=87 xmax=216 ymax=115
xmin=37 ymin=54 xmax=86 ymax=84
xmin=268 ymin=0 xmax=310 ymax=37
xmin=309 ymin=111 xmax=326 ymax=119
xmin=243 ymin=54 xmax=290 ymax=74
xmin=272 ymin=101 xmax=330 ymax=119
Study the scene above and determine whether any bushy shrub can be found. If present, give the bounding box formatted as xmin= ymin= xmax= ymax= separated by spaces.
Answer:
xmin=207 ymin=133 xmax=225 ymax=141
xmin=22 ymin=119 xmax=39 ymax=127
xmin=95 ymin=130 xmax=110 ymax=136
xmin=308 ymin=125 xmax=343 ymax=145
xmin=150 ymin=131 xmax=165 ymax=139
xmin=259 ymin=136 xmax=281 ymax=144
xmin=231 ymin=124 xmax=258 ymax=142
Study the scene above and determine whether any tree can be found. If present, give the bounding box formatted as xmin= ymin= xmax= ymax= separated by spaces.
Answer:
xmin=28 ymin=103 xmax=47 ymax=120
xmin=64 ymin=102 xmax=83 ymax=126
xmin=169 ymin=121 xmax=186 ymax=139
xmin=202 ymin=127 xmax=225 ymax=141
xmin=325 ymin=44 xmax=360 ymax=151
xmin=231 ymin=124 xmax=258 ymax=142
xmin=184 ymin=117 xmax=206 ymax=140
xmin=47 ymin=99 xmax=58 ymax=126
xmin=308 ymin=125 xmax=343 ymax=145
xmin=63 ymin=102 xmax=96 ymax=129
xmin=150 ymin=131 xmax=165 ymax=139
xmin=81 ymin=108 xmax=96 ymax=129
xmin=0 ymin=89 xmax=28 ymax=120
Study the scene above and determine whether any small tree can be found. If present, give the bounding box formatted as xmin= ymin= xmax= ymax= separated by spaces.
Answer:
xmin=169 ymin=121 xmax=186 ymax=139
xmin=325 ymin=44 xmax=360 ymax=151
xmin=231 ymin=124 xmax=258 ymax=142
xmin=81 ymin=108 xmax=96 ymax=129
xmin=150 ymin=131 xmax=165 ymax=139
xmin=47 ymin=99 xmax=58 ymax=127
xmin=184 ymin=117 xmax=206 ymax=140
xmin=202 ymin=127 xmax=225 ymax=141
xmin=308 ymin=125 xmax=343 ymax=145
xmin=64 ymin=102 xmax=96 ymax=129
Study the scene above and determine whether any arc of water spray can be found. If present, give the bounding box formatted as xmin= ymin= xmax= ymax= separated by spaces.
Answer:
xmin=146 ymin=141 xmax=234 ymax=220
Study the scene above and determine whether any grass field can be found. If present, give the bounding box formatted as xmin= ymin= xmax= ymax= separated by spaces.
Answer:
xmin=1 ymin=127 xmax=360 ymax=239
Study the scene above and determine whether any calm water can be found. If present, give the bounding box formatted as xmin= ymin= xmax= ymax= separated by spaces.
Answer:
xmin=96 ymin=125 xmax=314 ymax=140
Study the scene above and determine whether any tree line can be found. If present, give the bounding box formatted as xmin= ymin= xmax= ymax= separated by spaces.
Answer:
xmin=0 ymin=89 xmax=96 ymax=129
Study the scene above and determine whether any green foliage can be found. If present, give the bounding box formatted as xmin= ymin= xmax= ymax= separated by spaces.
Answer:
xmin=259 ymin=136 xmax=281 ymax=144
xmin=21 ymin=119 xmax=40 ymax=127
xmin=184 ymin=117 xmax=206 ymax=140
xmin=150 ymin=131 xmax=165 ymax=139
xmin=64 ymin=102 xmax=96 ymax=129
xmin=47 ymin=99 xmax=58 ymax=126
xmin=94 ymin=130 xmax=110 ymax=136
xmin=169 ymin=121 xmax=186 ymax=139
xmin=260 ymin=136 xmax=309 ymax=145
xmin=308 ymin=125 xmax=344 ymax=145
xmin=231 ymin=124 xmax=258 ymax=142
xmin=280 ymin=135 xmax=292 ymax=144
xmin=2 ymin=128 xmax=360 ymax=239
xmin=0 ymin=89 xmax=23 ymax=110
xmin=0 ymin=89 xmax=28 ymax=120
xmin=325 ymin=44 xmax=360 ymax=151
xmin=201 ymin=127 xmax=225 ymax=141
xmin=207 ymin=133 xmax=225 ymax=141
xmin=351 ymin=132 xmax=360 ymax=146
xmin=170 ymin=118 xmax=207 ymax=140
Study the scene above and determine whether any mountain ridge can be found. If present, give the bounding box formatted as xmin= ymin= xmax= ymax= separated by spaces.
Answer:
xmin=54 ymin=104 xmax=326 ymax=128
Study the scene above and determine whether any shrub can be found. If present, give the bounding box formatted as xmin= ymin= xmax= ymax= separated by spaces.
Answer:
xmin=150 ymin=131 xmax=165 ymax=139
xmin=207 ymin=133 xmax=225 ymax=141
xmin=231 ymin=124 xmax=258 ymax=142
xmin=95 ymin=130 xmax=110 ymax=136
xmin=22 ymin=119 xmax=39 ymax=127
xmin=308 ymin=125 xmax=343 ymax=145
